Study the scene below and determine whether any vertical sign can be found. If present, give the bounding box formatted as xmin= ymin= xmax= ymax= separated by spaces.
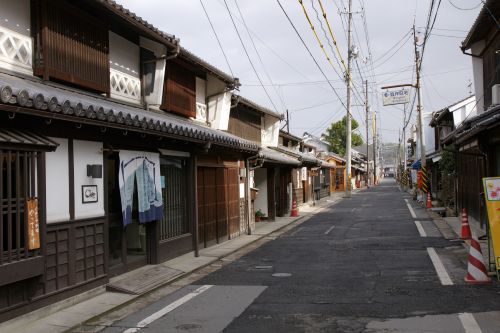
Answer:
xmin=27 ymin=198 xmax=40 ymax=250
xmin=483 ymin=177 xmax=500 ymax=272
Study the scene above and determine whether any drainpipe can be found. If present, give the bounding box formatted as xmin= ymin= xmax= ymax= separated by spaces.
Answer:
xmin=246 ymin=150 xmax=265 ymax=235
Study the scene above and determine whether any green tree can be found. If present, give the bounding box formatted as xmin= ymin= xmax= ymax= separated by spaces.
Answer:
xmin=322 ymin=116 xmax=363 ymax=156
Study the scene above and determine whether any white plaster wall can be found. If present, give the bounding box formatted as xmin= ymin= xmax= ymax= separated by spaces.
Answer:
xmin=254 ymin=168 xmax=268 ymax=216
xmin=208 ymin=92 xmax=231 ymax=130
xmin=74 ymin=140 xmax=104 ymax=219
xmin=0 ymin=0 xmax=30 ymax=35
xmin=196 ymin=77 xmax=207 ymax=104
xmin=424 ymin=112 xmax=434 ymax=155
xmin=46 ymin=138 xmax=70 ymax=223
xmin=261 ymin=115 xmax=280 ymax=147
xmin=471 ymin=41 xmax=484 ymax=113
xmin=109 ymin=31 xmax=140 ymax=78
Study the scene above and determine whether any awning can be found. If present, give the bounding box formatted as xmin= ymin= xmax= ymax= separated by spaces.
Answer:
xmin=411 ymin=159 xmax=421 ymax=170
xmin=259 ymin=147 xmax=301 ymax=166
xmin=0 ymin=128 xmax=59 ymax=151
xmin=0 ymin=72 xmax=258 ymax=152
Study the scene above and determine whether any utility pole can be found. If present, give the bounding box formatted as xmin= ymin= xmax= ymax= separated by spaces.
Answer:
xmin=372 ymin=110 xmax=377 ymax=184
xmin=365 ymin=80 xmax=369 ymax=187
xmin=286 ymin=109 xmax=290 ymax=133
xmin=413 ymin=25 xmax=426 ymax=197
xmin=345 ymin=0 xmax=353 ymax=198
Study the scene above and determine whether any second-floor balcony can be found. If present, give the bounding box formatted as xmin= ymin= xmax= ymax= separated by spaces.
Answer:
xmin=0 ymin=25 xmax=32 ymax=75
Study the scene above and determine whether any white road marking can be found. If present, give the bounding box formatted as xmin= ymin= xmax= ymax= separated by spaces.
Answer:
xmin=414 ymin=221 xmax=427 ymax=237
xmin=405 ymin=199 xmax=417 ymax=218
xmin=122 ymin=285 xmax=213 ymax=333
xmin=324 ymin=226 xmax=335 ymax=235
xmin=427 ymin=248 xmax=453 ymax=286
xmin=458 ymin=313 xmax=483 ymax=333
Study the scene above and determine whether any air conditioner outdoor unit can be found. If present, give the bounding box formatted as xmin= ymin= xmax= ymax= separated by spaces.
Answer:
xmin=492 ymin=84 xmax=500 ymax=105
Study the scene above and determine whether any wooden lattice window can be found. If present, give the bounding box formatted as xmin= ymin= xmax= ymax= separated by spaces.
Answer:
xmin=162 ymin=61 xmax=196 ymax=118
xmin=32 ymin=0 xmax=109 ymax=93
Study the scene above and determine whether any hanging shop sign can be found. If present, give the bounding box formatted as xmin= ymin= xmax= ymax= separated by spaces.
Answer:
xmin=382 ymin=89 xmax=410 ymax=106
xmin=483 ymin=177 xmax=500 ymax=272
xmin=27 ymin=198 xmax=40 ymax=250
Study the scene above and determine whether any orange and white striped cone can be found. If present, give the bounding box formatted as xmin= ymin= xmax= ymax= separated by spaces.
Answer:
xmin=464 ymin=234 xmax=491 ymax=284
xmin=426 ymin=192 xmax=432 ymax=209
xmin=461 ymin=208 xmax=472 ymax=240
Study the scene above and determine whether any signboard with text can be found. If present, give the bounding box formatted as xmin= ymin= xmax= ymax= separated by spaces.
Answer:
xmin=382 ymin=89 xmax=410 ymax=106
xmin=483 ymin=177 xmax=500 ymax=272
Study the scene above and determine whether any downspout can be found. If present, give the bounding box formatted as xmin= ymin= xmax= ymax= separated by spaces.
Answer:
xmin=246 ymin=151 xmax=265 ymax=235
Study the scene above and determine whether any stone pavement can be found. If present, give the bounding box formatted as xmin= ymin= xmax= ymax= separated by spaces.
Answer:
xmin=0 ymin=191 xmax=349 ymax=333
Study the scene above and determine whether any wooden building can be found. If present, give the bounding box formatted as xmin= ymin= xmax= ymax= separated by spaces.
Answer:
xmin=0 ymin=0 xmax=258 ymax=321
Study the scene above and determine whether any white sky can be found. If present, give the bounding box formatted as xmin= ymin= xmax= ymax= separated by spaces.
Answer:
xmin=117 ymin=0 xmax=481 ymax=144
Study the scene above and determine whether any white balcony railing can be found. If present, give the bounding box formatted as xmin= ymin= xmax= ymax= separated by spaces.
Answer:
xmin=0 ymin=26 xmax=32 ymax=75
xmin=196 ymin=102 xmax=207 ymax=122
xmin=110 ymin=68 xmax=141 ymax=104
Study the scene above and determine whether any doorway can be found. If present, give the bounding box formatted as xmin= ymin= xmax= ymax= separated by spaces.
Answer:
xmin=106 ymin=153 xmax=149 ymax=276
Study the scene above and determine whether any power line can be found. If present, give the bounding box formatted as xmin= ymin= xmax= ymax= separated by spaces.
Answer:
xmin=222 ymin=0 xmax=279 ymax=113
xmin=448 ymin=0 xmax=481 ymax=11
xmin=199 ymin=0 xmax=234 ymax=77
xmin=276 ymin=0 xmax=348 ymax=111
xmin=232 ymin=1 xmax=288 ymax=110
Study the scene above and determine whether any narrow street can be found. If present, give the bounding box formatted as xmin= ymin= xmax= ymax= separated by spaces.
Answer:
xmin=81 ymin=179 xmax=500 ymax=333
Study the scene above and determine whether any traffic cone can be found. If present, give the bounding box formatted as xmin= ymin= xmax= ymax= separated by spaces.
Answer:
xmin=464 ymin=233 xmax=491 ymax=284
xmin=426 ymin=192 xmax=432 ymax=208
xmin=290 ymin=199 xmax=299 ymax=217
xmin=461 ymin=208 xmax=472 ymax=240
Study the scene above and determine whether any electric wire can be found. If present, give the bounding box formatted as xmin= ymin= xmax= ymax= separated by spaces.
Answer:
xmin=232 ymin=0 xmax=288 ymax=110
xmin=276 ymin=0 xmax=348 ymax=111
xmin=199 ymin=0 xmax=234 ymax=77
xmin=222 ymin=0 xmax=279 ymax=113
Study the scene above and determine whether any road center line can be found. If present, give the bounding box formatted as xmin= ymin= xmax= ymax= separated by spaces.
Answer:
xmin=324 ymin=226 xmax=335 ymax=235
xmin=414 ymin=221 xmax=427 ymax=237
xmin=404 ymin=199 xmax=417 ymax=218
xmin=458 ymin=313 xmax=482 ymax=333
xmin=122 ymin=285 xmax=213 ymax=333
xmin=427 ymin=248 xmax=453 ymax=286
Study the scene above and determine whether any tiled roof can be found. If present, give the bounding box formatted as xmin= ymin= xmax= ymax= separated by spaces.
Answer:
xmin=179 ymin=48 xmax=238 ymax=87
xmin=462 ymin=0 xmax=500 ymax=50
xmin=259 ymin=147 xmax=300 ymax=166
xmin=443 ymin=105 xmax=500 ymax=145
xmin=0 ymin=72 xmax=258 ymax=152
xmin=97 ymin=0 xmax=179 ymax=47
xmin=270 ymin=145 xmax=320 ymax=166
xmin=0 ymin=128 xmax=59 ymax=151
xmin=234 ymin=95 xmax=284 ymax=120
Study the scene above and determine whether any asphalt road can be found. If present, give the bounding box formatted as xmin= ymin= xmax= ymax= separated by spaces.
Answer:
xmin=97 ymin=178 xmax=500 ymax=333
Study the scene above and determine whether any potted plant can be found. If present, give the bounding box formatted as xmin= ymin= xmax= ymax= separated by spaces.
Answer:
xmin=255 ymin=209 xmax=265 ymax=222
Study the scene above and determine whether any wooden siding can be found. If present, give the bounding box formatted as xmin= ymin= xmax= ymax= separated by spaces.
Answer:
xmin=32 ymin=0 xmax=109 ymax=93
xmin=457 ymin=153 xmax=485 ymax=226
xmin=162 ymin=62 xmax=196 ymax=118
xmin=482 ymin=33 xmax=500 ymax=110
xmin=228 ymin=109 xmax=261 ymax=143
xmin=43 ymin=219 xmax=105 ymax=295
xmin=197 ymin=167 xmax=240 ymax=247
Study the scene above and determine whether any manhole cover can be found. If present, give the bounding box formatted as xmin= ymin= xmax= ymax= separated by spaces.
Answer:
xmin=272 ymin=273 xmax=292 ymax=277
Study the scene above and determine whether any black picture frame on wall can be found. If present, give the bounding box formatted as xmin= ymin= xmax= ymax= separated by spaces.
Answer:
xmin=82 ymin=185 xmax=98 ymax=204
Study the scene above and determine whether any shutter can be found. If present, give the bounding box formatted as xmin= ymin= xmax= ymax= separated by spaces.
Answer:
xmin=162 ymin=62 xmax=196 ymax=118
